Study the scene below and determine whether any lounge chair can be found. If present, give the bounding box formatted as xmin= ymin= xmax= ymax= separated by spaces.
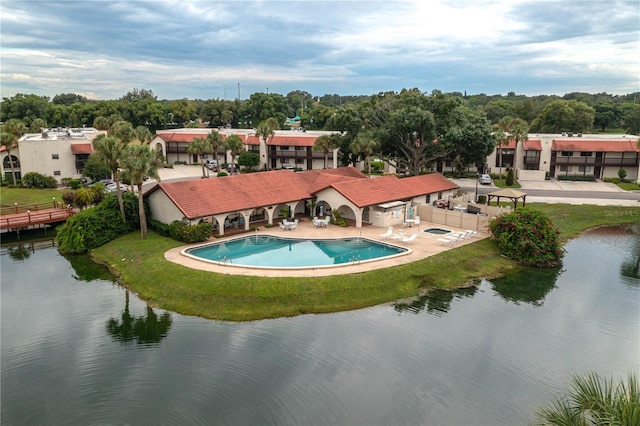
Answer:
xmin=400 ymin=233 xmax=418 ymax=244
xmin=380 ymin=227 xmax=393 ymax=239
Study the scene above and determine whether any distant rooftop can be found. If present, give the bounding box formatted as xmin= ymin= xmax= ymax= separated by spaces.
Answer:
xmin=20 ymin=127 xmax=103 ymax=142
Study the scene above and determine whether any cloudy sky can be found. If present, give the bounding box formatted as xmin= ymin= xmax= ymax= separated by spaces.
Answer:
xmin=1 ymin=0 xmax=638 ymax=101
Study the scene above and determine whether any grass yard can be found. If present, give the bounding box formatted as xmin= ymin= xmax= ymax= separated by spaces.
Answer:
xmin=91 ymin=204 xmax=639 ymax=321
xmin=1 ymin=187 xmax=71 ymax=208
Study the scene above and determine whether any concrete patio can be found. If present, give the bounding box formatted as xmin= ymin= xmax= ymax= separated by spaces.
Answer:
xmin=164 ymin=217 xmax=489 ymax=277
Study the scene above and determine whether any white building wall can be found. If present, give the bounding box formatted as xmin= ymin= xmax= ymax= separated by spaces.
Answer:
xmin=148 ymin=189 xmax=186 ymax=224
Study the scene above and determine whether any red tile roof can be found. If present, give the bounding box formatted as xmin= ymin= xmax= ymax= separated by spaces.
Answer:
xmin=330 ymin=173 xmax=458 ymax=208
xmin=552 ymin=139 xmax=639 ymax=152
xmin=70 ymin=143 xmax=93 ymax=154
xmin=523 ymin=139 xmax=542 ymax=151
xmin=267 ymin=135 xmax=317 ymax=147
xmin=151 ymin=167 xmax=458 ymax=219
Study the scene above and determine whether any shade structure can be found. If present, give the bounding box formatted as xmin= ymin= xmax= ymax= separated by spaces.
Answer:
xmin=486 ymin=188 xmax=527 ymax=209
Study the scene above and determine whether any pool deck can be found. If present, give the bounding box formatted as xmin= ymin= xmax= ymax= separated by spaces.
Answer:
xmin=165 ymin=219 xmax=489 ymax=277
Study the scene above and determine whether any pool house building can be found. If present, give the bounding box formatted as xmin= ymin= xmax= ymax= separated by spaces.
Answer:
xmin=146 ymin=167 xmax=459 ymax=235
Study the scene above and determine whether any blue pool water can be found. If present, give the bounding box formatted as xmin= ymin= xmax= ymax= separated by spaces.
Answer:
xmin=184 ymin=235 xmax=409 ymax=268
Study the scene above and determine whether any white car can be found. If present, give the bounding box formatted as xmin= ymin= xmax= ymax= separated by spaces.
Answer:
xmin=479 ymin=174 xmax=492 ymax=185
xmin=105 ymin=183 xmax=129 ymax=193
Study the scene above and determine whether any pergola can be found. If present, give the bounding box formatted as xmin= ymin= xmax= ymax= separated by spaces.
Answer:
xmin=486 ymin=188 xmax=527 ymax=209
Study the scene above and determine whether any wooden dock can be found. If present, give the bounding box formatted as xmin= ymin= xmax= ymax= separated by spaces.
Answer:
xmin=0 ymin=201 xmax=74 ymax=231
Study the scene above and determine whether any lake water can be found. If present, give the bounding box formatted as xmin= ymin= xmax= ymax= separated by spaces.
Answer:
xmin=2 ymin=227 xmax=638 ymax=425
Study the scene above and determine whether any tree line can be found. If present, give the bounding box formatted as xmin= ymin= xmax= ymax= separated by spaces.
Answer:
xmin=2 ymin=88 xmax=639 ymax=134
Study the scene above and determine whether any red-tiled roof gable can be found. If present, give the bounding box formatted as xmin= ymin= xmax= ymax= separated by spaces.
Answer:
xmin=523 ymin=139 xmax=542 ymax=151
xmin=152 ymin=167 xmax=457 ymax=218
xmin=71 ymin=143 xmax=93 ymax=154
xmin=245 ymin=135 xmax=260 ymax=146
xmin=268 ymin=135 xmax=317 ymax=147
xmin=552 ymin=139 xmax=639 ymax=152
xmin=330 ymin=173 xmax=458 ymax=208
xmin=159 ymin=170 xmax=312 ymax=218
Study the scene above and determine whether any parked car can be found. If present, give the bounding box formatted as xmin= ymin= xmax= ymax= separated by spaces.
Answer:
xmin=105 ymin=183 xmax=129 ymax=193
xmin=479 ymin=174 xmax=492 ymax=185
xmin=205 ymin=160 xmax=218 ymax=171
xmin=88 ymin=179 xmax=115 ymax=188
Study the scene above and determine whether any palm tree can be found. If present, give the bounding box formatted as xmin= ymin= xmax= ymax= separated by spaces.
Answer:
xmin=313 ymin=134 xmax=337 ymax=169
xmin=1 ymin=119 xmax=28 ymax=185
xmin=206 ymin=131 xmax=222 ymax=165
xmin=134 ymin=125 xmax=153 ymax=145
xmin=93 ymin=134 xmax=128 ymax=219
xmin=350 ymin=130 xmax=380 ymax=177
xmin=536 ymin=371 xmax=639 ymax=425
xmin=508 ymin=117 xmax=529 ymax=173
xmin=121 ymin=144 xmax=161 ymax=239
xmin=255 ymin=119 xmax=277 ymax=170
xmin=110 ymin=120 xmax=135 ymax=144
xmin=187 ymin=137 xmax=213 ymax=178
xmin=493 ymin=117 xmax=511 ymax=181
xmin=223 ymin=134 xmax=244 ymax=174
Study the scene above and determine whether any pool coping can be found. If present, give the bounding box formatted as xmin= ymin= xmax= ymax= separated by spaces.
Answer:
xmin=181 ymin=235 xmax=412 ymax=271
xmin=165 ymin=219 xmax=489 ymax=277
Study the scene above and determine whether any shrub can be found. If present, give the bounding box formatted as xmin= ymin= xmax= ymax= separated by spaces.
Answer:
xmin=61 ymin=191 xmax=76 ymax=207
xmin=61 ymin=178 xmax=72 ymax=186
xmin=505 ymin=168 xmax=514 ymax=186
xmin=56 ymin=192 xmax=141 ymax=254
xmin=44 ymin=176 xmax=58 ymax=188
xmin=22 ymin=172 xmax=47 ymax=188
xmin=477 ymin=195 xmax=487 ymax=204
xmin=168 ymin=221 xmax=213 ymax=244
xmin=618 ymin=169 xmax=627 ymax=180
xmin=557 ymin=175 xmax=596 ymax=182
xmin=148 ymin=219 xmax=170 ymax=237
xmin=69 ymin=179 xmax=83 ymax=189
xmin=489 ymin=208 xmax=564 ymax=267
xmin=217 ymin=171 xmax=228 ymax=177
xmin=604 ymin=177 xmax=621 ymax=184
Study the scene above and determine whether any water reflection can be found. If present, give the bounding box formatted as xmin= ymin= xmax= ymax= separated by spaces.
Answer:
xmin=64 ymin=253 xmax=117 ymax=282
xmin=490 ymin=266 xmax=562 ymax=306
xmin=620 ymin=234 xmax=639 ymax=283
xmin=106 ymin=291 xmax=172 ymax=346
xmin=394 ymin=286 xmax=477 ymax=315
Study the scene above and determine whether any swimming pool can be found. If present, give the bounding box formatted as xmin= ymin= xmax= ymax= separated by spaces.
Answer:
xmin=421 ymin=227 xmax=452 ymax=235
xmin=183 ymin=235 xmax=410 ymax=269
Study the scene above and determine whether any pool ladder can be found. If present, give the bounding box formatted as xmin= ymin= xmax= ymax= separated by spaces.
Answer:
xmin=348 ymin=254 xmax=361 ymax=264
xmin=218 ymin=255 xmax=232 ymax=264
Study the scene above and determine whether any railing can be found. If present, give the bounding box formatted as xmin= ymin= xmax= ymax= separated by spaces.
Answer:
xmin=0 ymin=200 xmax=66 ymax=216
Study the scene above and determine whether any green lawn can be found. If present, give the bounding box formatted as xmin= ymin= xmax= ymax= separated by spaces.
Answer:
xmin=492 ymin=179 xmax=521 ymax=189
xmin=91 ymin=204 xmax=639 ymax=321
xmin=1 ymin=187 xmax=71 ymax=208
xmin=616 ymin=181 xmax=640 ymax=191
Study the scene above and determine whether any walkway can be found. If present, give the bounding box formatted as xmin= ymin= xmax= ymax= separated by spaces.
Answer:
xmin=0 ymin=203 xmax=74 ymax=231
xmin=165 ymin=218 xmax=487 ymax=277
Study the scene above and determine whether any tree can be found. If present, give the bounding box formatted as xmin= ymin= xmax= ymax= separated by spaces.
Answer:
xmin=82 ymin=154 xmax=112 ymax=182
xmin=493 ymin=116 xmax=528 ymax=179
xmin=187 ymin=137 xmax=213 ymax=178
xmin=134 ymin=125 xmax=153 ymax=145
xmin=530 ymin=99 xmax=595 ymax=133
xmin=29 ymin=118 xmax=47 ymax=132
xmin=623 ymin=104 xmax=640 ymax=135
xmin=255 ymin=119 xmax=278 ymax=170
xmin=121 ymin=144 xmax=161 ymax=238
xmin=313 ymin=134 xmax=338 ymax=169
xmin=206 ymin=131 xmax=222 ymax=165
xmin=223 ymin=134 xmax=244 ymax=173
xmin=93 ymin=134 xmax=129 ymax=218
xmin=238 ymin=151 xmax=260 ymax=171
xmin=110 ymin=120 xmax=135 ymax=144
xmin=442 ymin=107 xmax=496 ymax=173
xmin=536 ymin=371 xmax=639 ymax=426
xmin=350 ymin=129 xmax=380 ymax=177
xmin=0 ymin=119 xmax=28 ymax=185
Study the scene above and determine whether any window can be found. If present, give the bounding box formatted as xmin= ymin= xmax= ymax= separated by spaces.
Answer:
xmin=559 ymin=165 xmax=568 ymax=172
xmin=53 ymin=170 xmax=61 ymax=176
xmin=580 ymin=152 xmax=592 ymax=157
xmin=295 ymin=159 xmax=304 ymax=164
xmin=280 ymin=146 xmax=289 ymax=150
xmin=52 ymin=154 xmax=59 ymax=159
xmin=295 ymin=146 xmax=305 ymax=151
xmin=561 ymin=151 xmax=573 ymax=157
xmin=578 ymin=166 xmax=591 ymax=173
